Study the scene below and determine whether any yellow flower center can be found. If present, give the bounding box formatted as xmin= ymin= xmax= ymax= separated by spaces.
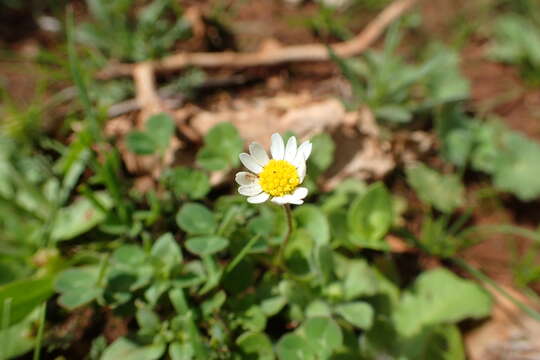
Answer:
xmin=258 ymin=160 xmax=300 ymax=197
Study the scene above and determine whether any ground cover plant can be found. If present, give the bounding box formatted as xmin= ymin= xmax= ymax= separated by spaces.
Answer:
xmin=2 ymin=0 xmax=540 ymax=359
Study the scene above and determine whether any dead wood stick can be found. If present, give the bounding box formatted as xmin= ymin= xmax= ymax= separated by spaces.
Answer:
xmin=98 ymin=0 xmax=417 ymax=79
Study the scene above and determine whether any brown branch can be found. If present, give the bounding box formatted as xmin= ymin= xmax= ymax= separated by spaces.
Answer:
xmin=98 ymin=0 xmax=418 ymax=79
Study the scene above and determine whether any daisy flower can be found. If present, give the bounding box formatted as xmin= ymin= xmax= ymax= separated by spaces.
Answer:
xmin=235 ymin=133 xmax=312 ymax=205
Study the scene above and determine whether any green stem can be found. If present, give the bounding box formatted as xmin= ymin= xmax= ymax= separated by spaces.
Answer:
xmin=33 ymin=302 xmax=47 ymax=360
xmin=276 ymin=204 xmax=293 ymax=269
xmin=225 ymin=235 xmax=260 ymax=275
xmin=2 ymin=298 xmax=12 ymax=360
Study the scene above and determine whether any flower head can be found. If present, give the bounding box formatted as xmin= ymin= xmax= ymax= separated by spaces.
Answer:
xmin=235 ymin=133 xmax=312 ymax=205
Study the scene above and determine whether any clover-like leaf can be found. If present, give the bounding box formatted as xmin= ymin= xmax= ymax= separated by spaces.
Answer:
xmin=393 ymin=268 xmax=492 ymax=336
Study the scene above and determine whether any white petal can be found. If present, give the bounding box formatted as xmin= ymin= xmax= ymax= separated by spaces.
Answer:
xmin=271 ymin=196 xmax=289 ymax=205
xmin=249 ymin=142 xmax=269 ymax=166
xmin=292 ymin=151 xmax=305 ymax=168
xmin=291 ymin=187 xmax=308 ymax=200
xmin=288 ymin=198 xmax=304 ymax=205
xmin=235 ymin=172 xmax=258 ymax=186
xmin=297 ymin=141 xmax=312 ymax=161
xmin=284 ymin=136 xmax=297 ymax=162
xmin=296 ymin=160 xmax=306 ymax=182
xmin=239 ymin=153 xmax=263 ymax=174
xmin=247 ymin=192 xmax=270 ymax=204
xmin=238 ymin=183 xmax=263 ymax=196
xmin=270 ymin=133 xmax=285 ymax=160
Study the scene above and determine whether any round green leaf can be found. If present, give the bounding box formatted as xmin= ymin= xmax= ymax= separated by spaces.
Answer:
xmin=236 ymin=332 xmax=274 ymax=360
xmin=347 ymin=182 xmax=392 ymax=249
xmin=55 ymin=267 xmax=101 ymax=309
xmin=151 ymin=233 xmax=182 ymax=274
xmin=146 ymin=113 xmax=175 ymax=151
xmin=276 ymin=333 xmax=315 ymax=360
xmin=113 ymin=245 xmax=146 ymax=267
xmin=164 ymin=167 xmax=210 ymax=200
xmin=185 ymin=235 xmax=229 ymax=256
xmin=125 ymin=131 xmax=156 ymax=155
xmin=335 ymin=302 xmax=374 ymax=329
xmin=294 ymin=205 xmax=330 ymax=245
xmin=302 ymin=317 xmax=343 ymax=354
xmin=176 ymin=203 xmax=216 ymax=235
xmin=101 ymin=337 xmax=165 ymax=360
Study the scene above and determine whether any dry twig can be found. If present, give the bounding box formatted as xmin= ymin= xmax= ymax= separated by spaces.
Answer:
xmin=98 ymin=0 xmax=418 ymax=79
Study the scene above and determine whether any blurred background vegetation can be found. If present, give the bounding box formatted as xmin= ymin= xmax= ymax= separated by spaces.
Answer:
xmin=1 ymin=0 xmax=540 ymax=359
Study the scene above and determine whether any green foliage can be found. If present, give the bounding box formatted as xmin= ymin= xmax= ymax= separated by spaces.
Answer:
xmin=347 ymin=182 xmax=393 ymax=249
xmin=335 ymin=302 xmax=374 ymax=329
xmin=196 ymin=122 xmax=244 ymax=171
xmin=176 ymin=203 xmax=216 ymax=235
xmin=77 ymin=0 xmax=191 ymax=62
xmin=405 ymin=164 xmax=465 ymax=213
xmin=101 ymin=337 xmax=165 ymax=360
xmin=489 ymin=14 xmax=540 ymax=84
xmin=0 ymin=113 xmax=498 ymax=360
xmin=308 ymin=133 xmax=336 ymax=178
xmin=55 ymin=267 xmax=102 ymax=309
xmin=50 ymin=192 xmax=112 ymax=242
xmin=393 ymin=268 xmax=492 ymax=336
xmin=163 ymin=167 xmax=210 ymax=200
xmin=437 ymin=108 xmax=540 ymax=200
xmin=125 ymin=113 xmax=175 ymax=155
xmin=0 ymin=276 xmax=54 ymax=327
xmin=332 ymin=26 xmax=469 ymax=123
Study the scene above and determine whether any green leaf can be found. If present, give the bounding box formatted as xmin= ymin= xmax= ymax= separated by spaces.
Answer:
xmin=236 ymin=332 xmax=274 ymax=360
xmin=0 ymin=310 xmax=40 ymax=359
xmin=393 ymin=268 xmax=492 ymax=336
xmin=186 ymin=236 xmax=229 ymax=256
xmin=125 ymin=131 xmax=157 ymax=155
xmin=176 ymin=203 xmax=216 ymax=235
xmin=0 ymin=276 xmax=54 ymax=327
xmin=136 ymin=306 xmax=160 ymax=333
xmin=260 ymin=296 xmax=287 ymax=317
xmin=101 ymin=337 xmax=165 ymax=360
xmin=51 ymin=192 xmax=112 ymax=242
xmin=302 ymin=317 xmax=343 ymax=356
xmin=238 ymin=306 xmax=267 ymax=333
xmin=113 ymin=245 xmax=146 ymax=267
xmin=276 ymin=333 xmax=315 ymax=360
xmin=492 ymin=132 xmax=540 ymax=200
xmin=151 ymin=233 xmax=182 ymax=275
xmin=341 ymin=260 xmax=379 ymax=300
xmin=146 ymin=113 xmax=175 ymax=152
xmin=169 ymin=342 xmax=194 ymax=360
xmin=435 ymin=106 xmax=475 ymax=167
xmin=196 ymin=122 xmax=243 ymax=171
xmin=201 ymin=290 xmax=226 ymax=316
xmin=294 ymin=205 xmax=330 ymax=245
xmin=375 ymin=105 xmax=412 ymax=123
xmin=305 ymin=300 xmax=332 ymax=318
xmin=347 ymin=182 xmax=392 ymax=249
xmin=335 ymin=302 xmax=374 ymax=329
xmin=405 ymin=164 xmax=464 ymax=213
xmin=55 ymin=267 xmax=101 ymax=310
xmin=163 ymin=167 xmax=210 ymax=200
xmin=309 ymin=133 xmax=335 ymax=177
xmin=314 ymin=244 xmax=334 ymax=284
xmin=195 ymin=148 xmax=229 ymax=171
xmin=125 ymin=113 xmax=175 ymax=155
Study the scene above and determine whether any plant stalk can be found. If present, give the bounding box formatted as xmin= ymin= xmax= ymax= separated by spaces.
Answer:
xmin=276 ymin=204 xmax=293 ymax=269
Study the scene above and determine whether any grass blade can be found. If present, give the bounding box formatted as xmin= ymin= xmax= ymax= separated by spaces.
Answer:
xmin=32 ymin=302 xmax=47 ymax=360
